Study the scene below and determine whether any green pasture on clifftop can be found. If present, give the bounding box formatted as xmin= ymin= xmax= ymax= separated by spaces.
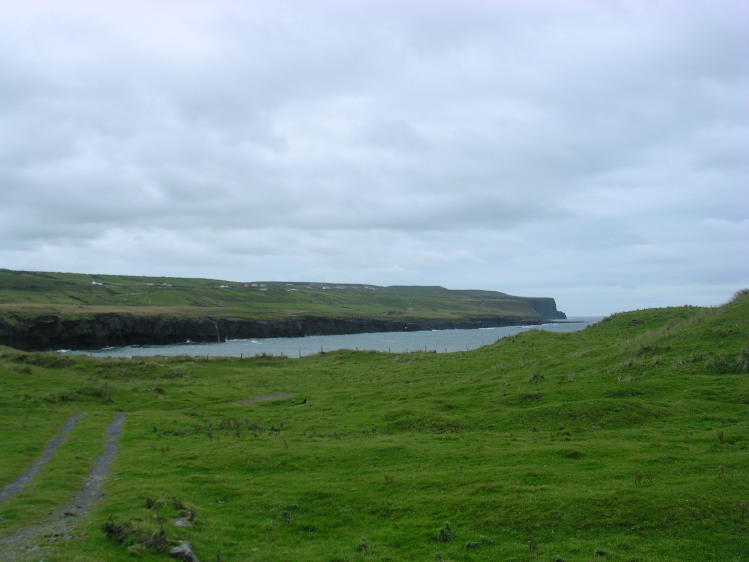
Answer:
xmin=0 ymin=268 xmax=555 ymax=322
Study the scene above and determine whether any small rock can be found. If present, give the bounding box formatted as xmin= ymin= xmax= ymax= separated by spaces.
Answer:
xmin=169 ymin=540 xmax=200 ymax=562
xmin=173 ymin=518 xmax=193 ymax=527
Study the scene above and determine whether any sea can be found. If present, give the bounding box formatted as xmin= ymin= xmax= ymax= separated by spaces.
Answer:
xmin=66 ymin=316 xmax=603 ymax=359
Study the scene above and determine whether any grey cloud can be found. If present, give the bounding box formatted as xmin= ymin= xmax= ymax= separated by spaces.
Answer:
xmin=0 ymin=0 xmax=747 ymax=314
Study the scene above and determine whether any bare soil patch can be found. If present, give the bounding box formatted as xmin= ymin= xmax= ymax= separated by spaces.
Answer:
xmin=0 ymin=413 xmax=127 ymax=561
xmin=0 ymin=413 xmax=84 ymax=505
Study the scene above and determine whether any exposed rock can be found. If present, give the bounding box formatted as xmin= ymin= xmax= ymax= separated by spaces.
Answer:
xmin=169 ymin=540 xmax=200 ymax=562
xmin=523 ymin=297 xmax=567 ymax=320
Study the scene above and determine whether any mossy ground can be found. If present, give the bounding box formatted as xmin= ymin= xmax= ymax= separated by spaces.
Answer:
xmin=0 ymin=292 xmax=747 ymax=560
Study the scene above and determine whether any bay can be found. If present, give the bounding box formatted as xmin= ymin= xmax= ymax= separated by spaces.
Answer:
xmin=68 ymin=316 xmax=603 ymax=358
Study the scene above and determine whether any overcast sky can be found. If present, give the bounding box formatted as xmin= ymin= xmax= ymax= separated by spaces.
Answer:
xmin=1 ymin=0 xmax=747 ymax=314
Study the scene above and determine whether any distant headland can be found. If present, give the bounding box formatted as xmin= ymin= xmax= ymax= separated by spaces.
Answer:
xmin=0 ymin=269 xmax=565 ymax=351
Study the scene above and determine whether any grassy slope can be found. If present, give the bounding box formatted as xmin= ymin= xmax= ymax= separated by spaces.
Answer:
xmin=0 ymin=292 xmax=747 ymax=560
xmin=0 ymin=269 xmax=542 ymax=322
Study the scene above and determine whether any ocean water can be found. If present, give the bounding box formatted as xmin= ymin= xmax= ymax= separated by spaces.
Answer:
xmin=68 ymin=317 xmax=603 ymax=358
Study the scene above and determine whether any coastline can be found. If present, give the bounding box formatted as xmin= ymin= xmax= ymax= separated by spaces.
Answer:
xmin=0 ymin=312 xmax=565 ymax=352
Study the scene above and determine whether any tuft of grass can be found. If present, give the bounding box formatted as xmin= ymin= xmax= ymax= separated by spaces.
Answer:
xmin=436 ymin=521 xmax=454 ymax=543
xmin=102 ymin=516 xmax=169 ymax=555
xmin=465 ymin=535 xmax=494 ymax=550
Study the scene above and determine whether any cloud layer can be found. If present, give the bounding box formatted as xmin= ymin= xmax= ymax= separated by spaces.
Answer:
xmin=1 ymin=0 xmax=747 ymax=313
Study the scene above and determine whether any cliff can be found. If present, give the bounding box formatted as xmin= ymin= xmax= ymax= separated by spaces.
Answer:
xmin=0 ymin=269 xmax=566 ymax=351
xmin=0 ymin=313 xmax=552 ymax=352
xmin=520 ymin=297 xmax=567 ymax=320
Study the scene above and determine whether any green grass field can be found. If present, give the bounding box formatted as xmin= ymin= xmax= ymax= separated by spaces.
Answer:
xmin=0 ymin=268 xmax=555 ymax=323
xmin=0 ymin=291 xmax=747 ymax=560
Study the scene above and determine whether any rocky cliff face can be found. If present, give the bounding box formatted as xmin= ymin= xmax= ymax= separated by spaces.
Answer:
xmin=521 ymin=297 xmax=567 ymax=320
xmin=0 ymin=312 xmax=557 ymax=352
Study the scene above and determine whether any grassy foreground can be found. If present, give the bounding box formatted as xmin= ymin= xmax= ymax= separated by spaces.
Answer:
xmin=0 ymin=292 xmax=747 ymax=561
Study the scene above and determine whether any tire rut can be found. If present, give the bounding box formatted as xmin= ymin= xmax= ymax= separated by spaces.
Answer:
xmin=0 ymin=413 xmax=84 ymax=505
xmin=0 ymin=412 xmax=127 ymax=561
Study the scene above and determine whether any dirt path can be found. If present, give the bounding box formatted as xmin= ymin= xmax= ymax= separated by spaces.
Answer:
xmin=0 ymin=412 xmax=127 ymax=561
xmin=0 ymin=413 xmax=84 ymax=505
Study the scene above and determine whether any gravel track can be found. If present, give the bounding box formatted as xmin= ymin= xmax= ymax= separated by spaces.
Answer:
xmin=0 ymin=412 xmax=127 ymax=561
xmin=0 ymin=413 xmax=84 ymax=506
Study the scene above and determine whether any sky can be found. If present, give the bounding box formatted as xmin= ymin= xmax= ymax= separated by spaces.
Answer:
xmin=1 ymin=0 xmax=747 ymax=315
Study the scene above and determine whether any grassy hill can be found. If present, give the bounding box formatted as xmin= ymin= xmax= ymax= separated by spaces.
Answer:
xmin=0 ymin=268 xmax=561 ymax=322
xmin=0 ymin=291 xmax=746 ymax=560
